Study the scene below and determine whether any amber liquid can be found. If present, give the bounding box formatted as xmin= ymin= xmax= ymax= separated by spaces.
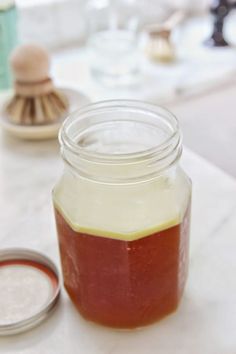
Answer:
xmin=55 ymin=208 xmax=190 ymax=328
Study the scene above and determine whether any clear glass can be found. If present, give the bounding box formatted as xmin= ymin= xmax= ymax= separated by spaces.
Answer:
xmin=86 ymin=0 xmax=141 ymax=86
xmin=53 ymin=100 xmax=192 ymax=328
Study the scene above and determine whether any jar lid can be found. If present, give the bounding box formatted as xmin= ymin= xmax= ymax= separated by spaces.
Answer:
xmin=0 ymin=248 xmax=60 ymax=336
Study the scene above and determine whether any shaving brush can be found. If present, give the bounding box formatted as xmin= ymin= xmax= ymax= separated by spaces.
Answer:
xmin=147 ymin=27 xmax=174 ymax=63
xmin=6 ymin=44 xmax=68 ymax=125
xmin=145 ymin=11 xmax=185 ymax=63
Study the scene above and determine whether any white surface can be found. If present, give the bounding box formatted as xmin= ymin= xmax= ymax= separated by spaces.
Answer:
xmin=168 ymin=82 xmax=236 ymax=177
xmin=52 ymin=15 xmax=236 ymax=104
xmin=0 ymin=88 xmax=90 ymax=140
xmin=0 ymin=132 xmax=236 ymax=352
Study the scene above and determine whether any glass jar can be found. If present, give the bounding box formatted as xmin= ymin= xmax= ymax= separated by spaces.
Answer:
xmin=53 ymin=100 xmax=191 ymax=329
xmin=86 ymin=0 xmax=141 ymax=85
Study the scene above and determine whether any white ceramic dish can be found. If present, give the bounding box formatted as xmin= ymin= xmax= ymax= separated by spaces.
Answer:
xmin=0 ymin=88 xmax=90 ymax=140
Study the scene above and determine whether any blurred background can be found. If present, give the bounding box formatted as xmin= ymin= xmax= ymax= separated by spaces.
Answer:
xmin=1 ymin=0 xmax=236 ymax=175
xmin=16 ymin=0 xmax=210 ymax=48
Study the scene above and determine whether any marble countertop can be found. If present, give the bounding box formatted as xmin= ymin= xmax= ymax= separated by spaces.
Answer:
xmin=52 ymin=15 xmax=236 ymax=105
xmin=0 ymin=132 xmax=236 ymax=353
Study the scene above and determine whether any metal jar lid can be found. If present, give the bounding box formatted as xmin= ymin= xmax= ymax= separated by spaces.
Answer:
xmin=0 ymin=248 xmax=60 ymax=336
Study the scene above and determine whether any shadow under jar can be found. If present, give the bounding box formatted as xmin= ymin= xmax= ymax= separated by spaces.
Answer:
xmin=53 ymin=100 xmax=192 ymax=329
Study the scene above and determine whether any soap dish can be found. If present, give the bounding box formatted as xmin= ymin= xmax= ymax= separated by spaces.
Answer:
xmin=0 ymin=87 xmax=90 ymax=140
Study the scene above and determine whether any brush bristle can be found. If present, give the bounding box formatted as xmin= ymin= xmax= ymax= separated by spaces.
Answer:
xmin=146 ymin=37 xmax=175 ymax=63
xmin=6 ymin=90 xmax=69 ymax=125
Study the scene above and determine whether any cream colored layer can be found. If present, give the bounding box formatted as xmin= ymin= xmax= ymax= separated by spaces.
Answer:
xmin=53 ymin=167 xmax=191 ymax=241
xmin=54 ymin=201 xmax=180 ymax=241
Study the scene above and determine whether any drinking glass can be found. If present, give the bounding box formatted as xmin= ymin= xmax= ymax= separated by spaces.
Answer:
xmin=86 ymin=0 xmax=141 ymax=85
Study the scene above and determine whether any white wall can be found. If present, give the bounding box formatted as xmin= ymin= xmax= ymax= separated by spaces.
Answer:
xmin=18 ymin=0 xmax=211 ymax=49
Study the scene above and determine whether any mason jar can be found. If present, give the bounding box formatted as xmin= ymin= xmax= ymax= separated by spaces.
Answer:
xmin=53 ymin=100 xmax=191 ymax=329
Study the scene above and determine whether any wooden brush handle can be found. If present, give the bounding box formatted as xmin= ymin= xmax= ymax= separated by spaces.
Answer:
xmin=145 ymin=10 xmax=185 ymax=35
xmin=164 ymin=10 xmax=185 ymax=31
xmin=10 ymin=44 xmax=50 ymax=83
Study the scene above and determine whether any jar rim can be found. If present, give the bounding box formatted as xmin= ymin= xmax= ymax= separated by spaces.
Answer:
xmin=59 ymin=99 xmax=181 ymax=165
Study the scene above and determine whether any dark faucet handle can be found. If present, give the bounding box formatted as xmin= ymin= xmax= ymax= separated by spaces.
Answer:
xmin=205 ymin=0 xmax=232 ymax=47
xmin=209 ymin=0 xmax=229 ymax=14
